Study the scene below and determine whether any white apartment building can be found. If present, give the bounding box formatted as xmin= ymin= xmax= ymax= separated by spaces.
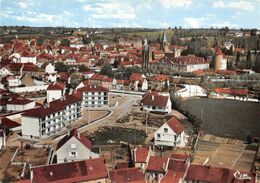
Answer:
xmin=21 ymin=94 xmax=82 ymax=139
xmin=77 ymin=85 xmax=109 ymax=108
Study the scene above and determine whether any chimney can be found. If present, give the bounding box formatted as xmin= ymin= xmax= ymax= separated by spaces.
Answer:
xmin=77 ymin=131 xmax=80 ymax=139
xmin=151 ymin=95 xmax=154 ymax=100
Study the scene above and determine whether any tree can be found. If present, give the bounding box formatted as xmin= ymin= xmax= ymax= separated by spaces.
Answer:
xmin=55 ymin=62 xmax=68 ymax=72
xmin=236 ymin=52 xmax=240 ymax=66
xmin=100 ymin=63 xmax=113 ymax=77
xmin=78 ymin=64 xmax=89 ymax=72
xmin=36 ymin=38 xmax=44 ymax=46
xmin=82 ymin=36 xmax=91 ymax=44
xmin=60 ymin=39 xmax=70 ymax=46
xmin=70 ymin=73 xmax=81 ymax=89
xmin=246 ymin=51 xmax=252 ymax=69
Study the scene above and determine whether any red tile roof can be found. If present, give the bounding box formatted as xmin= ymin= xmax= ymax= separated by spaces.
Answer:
xmin=146 ymin=156 xmax=168 ymax=173
xmin=10 ymin=63 xmax=38 ymax=72
xmin=22 ymin=93 xmax=81 ymax=118
xmin=77 ymin=85 xmax=109 ymax=92
xmin=186 ymin=164 xmax=255 ymax=183
xmin=135 ymin=146 xmax=150 ymax=163
xmin=56 ymin=129 xmax=92 ymax=150
xmin=151 ymin=74 xmax=169 ymax=82
xmin=214 ymin=88 xmax=249 ymax=96
xmin=167 ymin=117 xmax=184 ymax=135
xmin=59 ymin=72 xmax=70 ymax=81
xmin=215 ymin=48 xmax=223 ymax=55
xmin=0 ymin=117 xmax=20 ymax=129
xmin=32 ymin=158 xmax=108 ymax=183
xmin=47 ymin=83 xmax=65 ymax=90
xmin=109 ymin=168 xmax=145 ymax=183
xmin=141 ymin=91 xmax=169 ymax=108
xmin=6 ymin=97 xmax=34 ymax=105
xmin=130 ymin=73 xmax=144 ymax=81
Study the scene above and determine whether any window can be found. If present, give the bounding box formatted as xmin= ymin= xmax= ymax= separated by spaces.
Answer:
xmin=157 ymin=134 xmax=161 ymax=139
xmin=71 ymin=144 xmax=76 ymax=149
xmin=69 ymin=151 xmax=77 ymax=157
xmin=164 ymin=128 xmax=168 ymax=133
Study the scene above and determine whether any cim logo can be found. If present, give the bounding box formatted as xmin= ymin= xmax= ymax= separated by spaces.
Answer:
xmin=233 ymin=171 xmax=251 ymax=180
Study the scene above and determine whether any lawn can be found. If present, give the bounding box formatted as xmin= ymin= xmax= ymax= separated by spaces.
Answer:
xmin=179 ymin=98 xmax=260 ymax=140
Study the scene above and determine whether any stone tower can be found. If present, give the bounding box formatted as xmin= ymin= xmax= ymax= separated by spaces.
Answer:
xmin=142 ymin=38 xmax=152 ymax=72
xmin=161 ymin=31 xmax=169 ymax=53
xmin=214 ymin=48 xmax=227 ymax=70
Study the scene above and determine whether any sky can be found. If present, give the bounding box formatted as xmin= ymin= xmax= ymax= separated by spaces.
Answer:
xmin=1 ymin=0 xmax=260 ymax=29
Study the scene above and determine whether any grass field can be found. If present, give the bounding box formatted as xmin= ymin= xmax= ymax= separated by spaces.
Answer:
xmin=180 ymin=98 xmax=260 ymax=140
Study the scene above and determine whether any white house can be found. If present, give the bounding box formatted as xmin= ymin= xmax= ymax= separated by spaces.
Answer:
xmin=20 ymin=53 xmax=37 ymax=64
xmin=130 ymin=73 xmax=148 ymax=91
xmin=56 ymin=129 xmax=99 ymax=163
xmin=7 ymin=75 xmax=21 ymax=87
xmin=46 ymin=83 xmax=66 ymax=103
xmin=141 ymin=91 xmax=172 ymax=114
xmin=0 ymin=67 xmax=13 ymax=77
xmin=77 ymin=85 xmax=109 ymax=108
xmin=6 ymin=97 xmax=35 ymax=112
xmin=21 ymin=93 xmax=82 ymax=139
xmin=154 ymin=117 xmax=186 ymax=147
xmin=45 ymin=63 xmax=56 ymax=74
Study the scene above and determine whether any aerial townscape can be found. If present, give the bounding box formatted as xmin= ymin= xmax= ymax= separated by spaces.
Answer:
xmin=0 ymin=0 xmax=260 ymax=183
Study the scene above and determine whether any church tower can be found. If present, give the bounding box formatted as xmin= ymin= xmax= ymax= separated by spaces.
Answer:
xmin=161 ymin=31 xmax=169 ymax=53
xmin=142 ymin=38 xmax=152 ymax=72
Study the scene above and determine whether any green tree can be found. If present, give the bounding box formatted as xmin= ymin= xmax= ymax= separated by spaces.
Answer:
xmin=78 ymin=65 xmax=89 ymax=72
xmin=60 ymin=39 xmax=70 ymax=46
xmin=70 ymin=73 xmax=81 ymax=89
xmin=36 ymin=38 xmax=44 ymax=46
xmin=246 ymin=51 xmax=252 ymax=69
xmin=100 ymin=63 xmax=113 ymax=77
xmin=55 ymin=62 xmax=68 ymax=72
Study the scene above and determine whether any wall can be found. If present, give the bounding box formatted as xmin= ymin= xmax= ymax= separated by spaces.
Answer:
xmin=7 ymin=101 xmax=35 ymax=111
xmin=9 ymin=85 xmax=48 ymax=93
xmin=47 ymin=90 xmax=62 ymax=103
xmin=56 ymin=136 xmax=99 ymax=163
xmin=21 ymin=116 xmax=40 ymax=138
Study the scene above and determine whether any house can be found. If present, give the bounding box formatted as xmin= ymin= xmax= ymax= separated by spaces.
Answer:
xmin=109 ymin=168 xmax=146 ymax=183
xmin=83 ymin=70 xmax=95 ymax=79
xmin=31 ymin=158 xmax=108 ymax=183
xmin=150 ymin=74 xmax=169 ymax=91
xmin=21 ymin=93 xmax=82 ymax=139
xmin=6 ymin=97 xmax=35 ymax=112
xmin=146 ymin=156 xmax=168 ymax=182
xmin=45 ymin=63 xmax=56 ymax=74
xmin=184 ymin=164 xmax=256 ymax=183
xmin=134 ymin=146 xmax=152 ymax=171
xmin=160 ymin=156 xmax=190 ymax=183
xmin=77 ymin=85 xmax=109 ymax=108
xmin=20 ymin=53 xmax=37 ymax=64
xmin=154 ymin=117 xmax=186 ymax=147
xmin=56 ymin=129 xmax=99 ymax=163
xmin=151 ymin=55 xmax=209 ymax=73
xmin=0 ymin=66 xmax=13 ymax=77
xmin=0 ymin=117 xmax=20 ymax=149
xmin=141 ymin=91 xmax=172 ymax=114
xmin=130 ymin=73 xmax=148 ymax=91
xmin=46 ymin=83 xmax=66 ymax=103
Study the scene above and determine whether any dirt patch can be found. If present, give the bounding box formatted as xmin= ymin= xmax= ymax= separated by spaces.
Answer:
xmin=85 ymin=127 xmax=147 ymax=145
